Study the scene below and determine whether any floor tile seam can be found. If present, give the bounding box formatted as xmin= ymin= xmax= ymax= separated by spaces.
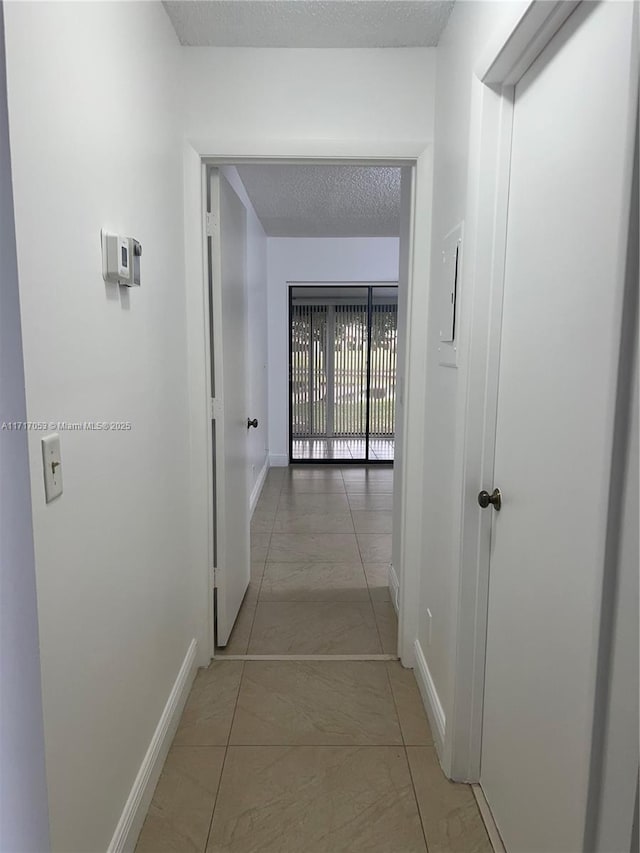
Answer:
xmin=259 ymin=481 xmax=284 ymax=502
xmin=252 ymin=508 xmax=277 ymax=520
xmin=383 ymin=658 xmax=407 ymax=749
xmin=221 ymin=743 xmax=411 ymax=750
xmin=227 ymin=660 xmax=246 ymax=748
xmin=403 ymin=743 xmax=432 ymax=853
xmin=217 ymin=654 xmax=399 ymax=661
xmin=352 ymin=501 xmax=387 ymax=651
xmin=259 ymin=558 xmax=362 ymax=567
xmin=252 ymin=597 xmax=377 ymax=606
xmin=254 ymin=569 xmax=267 ymax=603
xmin=256 ymin=598 xmax=372 ymax=605
xmin=250 ymin=556 xmax=267 ymax=586
xmin=203 ymin=741 xmax=230 ymax=853
xmin=215 ymin=653 xmax=245 ymax=827
xmin=355 ymin=529 xmax=386 ymax=643
xmin=259 ymin=511 xmax=278 ymax=571
xmin=251 ymin=511 xmax=277 ymax=523
xmin=347 ymin=497 xmax=373 ymax=592
xmin=270 ymin=528 xmax=357 ymax=534
xmin=239 ymin=520 xmax=267 ymax=647
xmin=224 ymin=741 xmax=407 ymax=748
xmin=265 ymin=534 xmax=360 ymax=539
xmin=370 ymin=599 xmax=387 ymax=655
xmin=274 ymin=500 xmax=352 ymax=510
xmin=259 ymin=562 xmax=363 ymax=572
xmin=243 ymin=596 xmax=262 ymax=655
xmin=345 ymin=491 xmax=395 ymax=497
xmin=251 ymin=521 xmax=276 ymax=540
xmin=278 ymin=491 xmax=348 ymax=497
xmin=252 ymin=540 xmax=270 ymax=598
xmin=262 ymin=558 xmax=367 ymax=565
xmin=267 ymin=480 xmax=286 ymax=516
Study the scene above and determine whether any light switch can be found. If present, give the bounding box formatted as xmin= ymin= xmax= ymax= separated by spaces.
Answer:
xmin=438 ymin=222 xmax=464 ymax=368
xmin=439 ymin=225 xmax=463 ymax=343
xmin=42 ymin=433 xmax=63 ymax=502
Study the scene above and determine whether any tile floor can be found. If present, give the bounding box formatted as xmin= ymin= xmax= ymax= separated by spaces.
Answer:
xmin=221 ymin=465 xmax=397 ymax=656
xmin=135 ymin=466 xmax=493 ymax=853
xmin=292 ymin=438 xmax=395 ymax=461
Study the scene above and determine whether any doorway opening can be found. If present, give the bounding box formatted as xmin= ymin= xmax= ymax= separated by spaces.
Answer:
xmin=199 ymin=160 xmax=410 ymax=660
xmin=289 ymin=284 xmax=398 ymax=463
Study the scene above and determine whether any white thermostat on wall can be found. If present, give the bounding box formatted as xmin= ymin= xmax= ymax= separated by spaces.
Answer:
xmin=101 ymin=230 xmax=142 ymax=287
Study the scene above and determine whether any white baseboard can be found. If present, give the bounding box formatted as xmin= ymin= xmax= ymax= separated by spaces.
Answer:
xmin=107 ymin=639 xmax=198 ymax=853
xmin=413 ymin=639 xmax=446 ymax=754
xmin=269 ymin=453 xmax=289 ymax=467
xmin=250 ymin=457 xmax=269 ymax=517
xmin=388 ymin=563 xmax=400 ymax=614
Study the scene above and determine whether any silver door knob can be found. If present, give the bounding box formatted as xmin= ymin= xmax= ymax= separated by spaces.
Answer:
xmin=478 ymin=488 xmax=501 ymax=511
xmin=247 ymin=418 xmax=258 ymax=429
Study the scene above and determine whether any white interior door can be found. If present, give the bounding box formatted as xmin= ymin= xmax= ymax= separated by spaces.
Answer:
xmin=209 ymin=169 xmax=250 ymax=646
xmin=480 ymin=3 xmax=637 ymax=850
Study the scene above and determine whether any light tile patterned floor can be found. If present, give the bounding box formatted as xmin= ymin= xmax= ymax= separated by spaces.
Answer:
xmin=135 ymin=466 xmax=492 ymax=853
xmin=292 ymin=438 xmax=395 ymax=461
xmin=221 ymin=465 xmax=396 ymax=656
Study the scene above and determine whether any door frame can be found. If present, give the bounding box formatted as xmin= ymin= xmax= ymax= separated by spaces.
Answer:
xmin=445 ymin=2 xmax=638 ymax=843
xmin=184 ymin=145 xmax=434 ymax=670
xmin=445 ymin=0 xmax=583 ymax=782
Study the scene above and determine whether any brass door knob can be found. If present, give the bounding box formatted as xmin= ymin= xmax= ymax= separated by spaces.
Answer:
xmin=247 ymin=418 xmax=258 ymax=429
xmin=478 ymin=488 xmax=502 ymax=511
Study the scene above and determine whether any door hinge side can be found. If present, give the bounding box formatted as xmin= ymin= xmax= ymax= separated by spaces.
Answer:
xmin=210 ymin=397 xmax=222 ymax=419
xmin=205 ymin=212 xmax=217 ymax=237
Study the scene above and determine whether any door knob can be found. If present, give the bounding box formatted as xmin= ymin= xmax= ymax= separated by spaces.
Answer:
xmin=478 ymin=488 xmax=502 ymax=511
xmin=247 ymin=418 xmax=258 ymax=429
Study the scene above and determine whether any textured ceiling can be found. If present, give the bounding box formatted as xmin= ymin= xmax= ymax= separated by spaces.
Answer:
xmin=163 ymin=1 xmax=454 ymax=48
xmin=235 ymin=165 xmax=401 ymax=237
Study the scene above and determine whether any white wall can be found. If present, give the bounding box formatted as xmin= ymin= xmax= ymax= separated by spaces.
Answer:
xmin=588 ymin=112 xmax=638 ymax=851
xmin=220 ymin=167 xmax=269 ymax=500
xmin=592 ymin=337 xmax=638 ymax=851
xmin=266 ymin=237 xmax=400 ymax=461
xmin=4 ymin=3 xmax=202 ymax=851
xmin=181 ymin=48 xmax=435 ymax=145
xmin=1 ymin=18 xmax=436 ymax=849
xmin=179 ymin=43 xmax=437 ymax=671
xmin=0 ymin=5 xmax=50 ymax=849
xmin=416 ymin=0 xmax=528 ymax=746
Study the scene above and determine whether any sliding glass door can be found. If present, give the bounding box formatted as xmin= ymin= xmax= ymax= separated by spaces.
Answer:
xmin=289 ymin=284 xmax=398 ymax=463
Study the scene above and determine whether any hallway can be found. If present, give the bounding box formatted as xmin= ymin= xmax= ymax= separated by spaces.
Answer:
xmin=135 ymin=467 xmax=492 ymax=852
xmin=3 ymin=2 xmax=637 ymax=849
xmin=224 ymin=465 xmax=397 ymax=656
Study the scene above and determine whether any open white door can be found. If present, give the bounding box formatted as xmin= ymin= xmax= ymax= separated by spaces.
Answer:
xmin=480 ymin=3 xmax=637 ymax=850
xmin=208 ymin=168 xmax=250 ymax=647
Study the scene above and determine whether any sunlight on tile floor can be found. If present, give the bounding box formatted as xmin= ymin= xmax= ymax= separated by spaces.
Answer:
xmin=135 ymin=466 xmax=492 ymax=853
xmin=292 ymin=438 xmax=395 ymax=461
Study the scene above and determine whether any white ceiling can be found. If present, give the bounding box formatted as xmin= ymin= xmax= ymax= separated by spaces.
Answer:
xmin=163 ymin=0 xmax=454 ymax=48
xmin=235 ymin=165 xmax=401 ymax=237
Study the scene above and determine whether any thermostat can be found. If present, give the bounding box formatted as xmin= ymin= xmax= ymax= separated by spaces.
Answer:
xmin=101 ymin=230 xmax=142 ymax=287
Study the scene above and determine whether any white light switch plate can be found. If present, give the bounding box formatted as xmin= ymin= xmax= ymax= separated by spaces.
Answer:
xmin=42 ymin=433 xmax=63 ymax=502
xmin=438 ymin=221 xmax=464 ymax=368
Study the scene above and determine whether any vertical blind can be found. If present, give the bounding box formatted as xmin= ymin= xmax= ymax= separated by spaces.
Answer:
xmin=290 ymin=286 xmax=398 ymax=449
xmin=369 ymin=302 xmax=398 ymax=437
